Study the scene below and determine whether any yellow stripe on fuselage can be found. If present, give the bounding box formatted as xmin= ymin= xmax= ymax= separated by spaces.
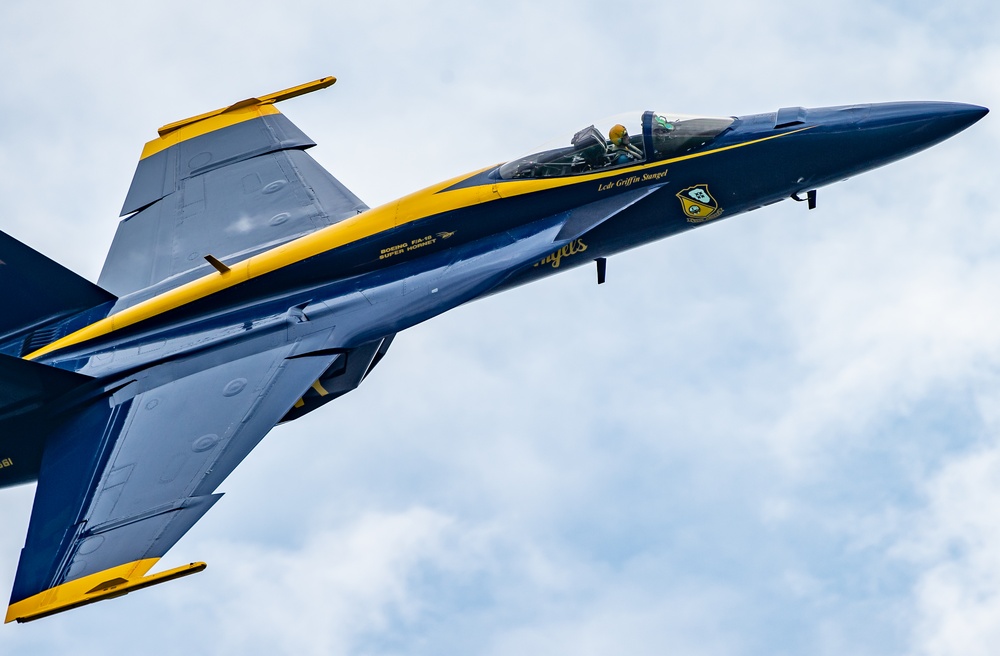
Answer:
xmin=493 ymin=125 xmax=814 ymax=198
xmin=25 ymin=126 xmax=813 ymax=361
xmin=24 ymin=166 xmax=492 ymax=360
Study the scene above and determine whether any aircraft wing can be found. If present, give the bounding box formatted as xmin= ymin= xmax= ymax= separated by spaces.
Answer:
xmin=5 ymin=80 xmax=365 ymax=622
xmin=99 ymin=76 xmax=368 ymax=303
xmin=6 ymin=335 xmax=340 ymax=623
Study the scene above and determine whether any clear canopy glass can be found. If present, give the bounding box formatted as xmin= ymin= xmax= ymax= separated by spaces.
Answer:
xmin=498 ymin=111 xmax=734 ymax=180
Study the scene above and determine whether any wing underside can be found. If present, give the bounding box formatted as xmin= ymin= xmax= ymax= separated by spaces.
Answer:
xmin=6 ymin=334 xmax=340 ymax=622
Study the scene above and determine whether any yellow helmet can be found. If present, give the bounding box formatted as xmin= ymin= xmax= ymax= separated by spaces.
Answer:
xmin=609 ymin=124 xmax=629 ymax=146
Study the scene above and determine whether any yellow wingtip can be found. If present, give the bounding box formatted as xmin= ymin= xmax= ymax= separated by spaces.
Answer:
xmin=156 ymin=75 xmax=336 ymax=137
xmin=138 ymin=76 xmax=337 ymax=160
xmin=5 ymin=559 xmax=207 ymax=623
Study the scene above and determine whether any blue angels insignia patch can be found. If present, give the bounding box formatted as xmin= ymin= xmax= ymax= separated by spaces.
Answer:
xmin=677 ymin=184 xmax=723 ymax=223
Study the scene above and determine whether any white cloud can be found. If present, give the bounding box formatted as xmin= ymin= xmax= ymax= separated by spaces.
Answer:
xmin=196 ymin=507 xmax=462 ymax=655
xmin=893 ymin=443 xmax=1000 ymax=656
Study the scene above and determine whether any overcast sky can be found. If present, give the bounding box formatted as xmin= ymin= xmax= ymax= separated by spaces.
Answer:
xmin=1 ymin=1 xmax=998 ymax=654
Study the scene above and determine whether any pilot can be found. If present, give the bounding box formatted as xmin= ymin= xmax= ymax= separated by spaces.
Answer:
xmin=608 ymin=124 xmax=643 ymax=165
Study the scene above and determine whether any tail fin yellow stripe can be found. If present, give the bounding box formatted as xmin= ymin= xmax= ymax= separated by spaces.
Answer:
xmin=140 ymin=76 xmax=336 ymax=159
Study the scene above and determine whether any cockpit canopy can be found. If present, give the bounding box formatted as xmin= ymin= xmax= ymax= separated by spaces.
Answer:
xmin=498 ymin=111 xmax=734 ymax=180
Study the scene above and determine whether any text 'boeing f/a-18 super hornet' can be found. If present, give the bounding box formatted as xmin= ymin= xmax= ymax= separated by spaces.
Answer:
xmin=0 ymin=76 xmax=987 ymax=622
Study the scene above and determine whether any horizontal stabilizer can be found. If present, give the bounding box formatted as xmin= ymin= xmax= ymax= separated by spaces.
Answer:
xmin=0 ymin=353 xmax=92 ymax=422
xmin=0 ymin=230 xmax=115 ymax=340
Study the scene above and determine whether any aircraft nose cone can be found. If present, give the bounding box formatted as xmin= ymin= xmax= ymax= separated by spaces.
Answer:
xmin=862 ymin=101 xmax=989 ymax=149
xmin=754 ymin=101 xmax=987 ymax=194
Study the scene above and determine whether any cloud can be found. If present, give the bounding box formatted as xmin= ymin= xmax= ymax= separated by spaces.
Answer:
xmin=195 ymin=507 xmax=463 ymax=655
xmin=893 ymin=443 xmax=1000 ymax=656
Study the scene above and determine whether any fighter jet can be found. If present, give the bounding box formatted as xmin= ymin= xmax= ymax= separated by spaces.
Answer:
xmin=0 ymin=76 xmax=987 ymax=622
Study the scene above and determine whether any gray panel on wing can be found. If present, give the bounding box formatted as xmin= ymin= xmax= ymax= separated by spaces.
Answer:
xmin=120 ymin=113 xmax=316 ymax=216
xmin=86 ymin=344 xmax=319 ymax=526
xmin=52 ymin=338 xmax=338 ymax=583
xmin=99 ymin=148 xmax=368 ymax=302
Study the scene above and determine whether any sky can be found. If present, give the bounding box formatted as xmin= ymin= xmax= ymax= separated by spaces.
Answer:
xmin=0 ymin=1 xmax=998 ymax=654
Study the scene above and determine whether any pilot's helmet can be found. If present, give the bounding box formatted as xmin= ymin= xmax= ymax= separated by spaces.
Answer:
xmin=609 ymin=124 xmax=629 ymax=147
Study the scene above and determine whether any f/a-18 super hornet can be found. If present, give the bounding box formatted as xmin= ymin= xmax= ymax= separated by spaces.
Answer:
xmin=0 ymin=76 xmax=987 ymax=622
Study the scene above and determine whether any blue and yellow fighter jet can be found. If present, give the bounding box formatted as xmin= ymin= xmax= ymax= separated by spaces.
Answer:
xmin=0 ymin=76 xmax=987 ymax=622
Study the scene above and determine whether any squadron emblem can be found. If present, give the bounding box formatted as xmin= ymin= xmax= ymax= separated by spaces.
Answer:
xmin=677 ymin=184 xmax=723 ymax=223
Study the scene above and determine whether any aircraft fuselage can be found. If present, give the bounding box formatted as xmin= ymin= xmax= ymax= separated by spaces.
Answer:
xmin=1 ymin=101 xmax=987 ymax=487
